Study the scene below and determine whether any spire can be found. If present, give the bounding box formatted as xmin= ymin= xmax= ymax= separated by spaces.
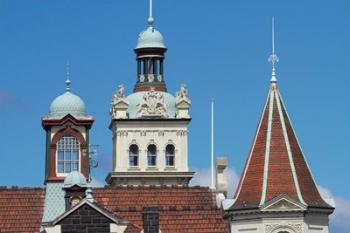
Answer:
xmin=268 ymin=17 xmax=279 ymax=83
xmin=230 ymin=76 xmax=331 ymax=211
xmin=147 ymin=0 xmax=154 ymax=27
xmin=65 ymin=61 xmax=71 ymax=92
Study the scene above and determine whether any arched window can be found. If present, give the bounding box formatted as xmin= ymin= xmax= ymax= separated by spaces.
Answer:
xmin=147 ymin=144 xmax=157 ymax=166
xmin=57 ymin=136 xmax=80 ymax=174
xmin=165 ymin=144 xmax=175 ymax=166
xmin=129 ymin=144 xmax=139 ymax=167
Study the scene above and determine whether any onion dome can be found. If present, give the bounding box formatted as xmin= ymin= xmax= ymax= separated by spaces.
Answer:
xmin=63 ymin=171 xmax=87 ymax=188
xmin=49 ymin=79 xmax=86 ymax=118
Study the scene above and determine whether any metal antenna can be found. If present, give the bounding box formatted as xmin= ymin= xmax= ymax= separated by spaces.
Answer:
xmin=148 ymin=0 xmax=154 ymax=26
xmin=85 ymin=144 xmax=99 ymax=183
xmin=65 ymin=60 xmax=71 ymax=92
xmin=268 ymin=17 xmax=279 ymax=83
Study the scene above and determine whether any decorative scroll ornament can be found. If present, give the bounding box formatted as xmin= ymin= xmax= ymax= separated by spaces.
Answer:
xmin=157 ymin=74 xmax=163 ymax=82
xmin=265 ymin=223 xmax=302 ymax=233
xmin=140 ymin=74 xmax=145 ymax=82
xmin=110 ymin=84 xmax=126 ymax=118
xmin=136 ymin=87 xmax=168 ymax=118
xmin=175 ymin=84 xmax=190 ymax=104
xmin=148 ymin=74 xmax=155 ymax=82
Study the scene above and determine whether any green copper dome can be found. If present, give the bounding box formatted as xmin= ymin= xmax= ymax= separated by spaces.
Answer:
xmin=49 ymin=91 xmax=86 ymax=117
xmin=136 ymin=26 xmax=166 ymax=49
xmin=63 ymin=171 xmax=87 ymax=188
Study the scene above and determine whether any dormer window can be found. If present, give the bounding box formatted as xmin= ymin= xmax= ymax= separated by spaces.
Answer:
xmin=147 ymin=144 xmax=157 ymax=166
xmin=129 ymin=144 xmax=139 ymax=167
xmin=57 ymin=136 xmax=80 ymax=174
xmin=165 ymin=144 xmax=175 ymax=167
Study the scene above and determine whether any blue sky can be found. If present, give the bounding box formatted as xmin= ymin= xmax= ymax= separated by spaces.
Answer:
xmin=0 ymin=0 xmax=349 ymax=231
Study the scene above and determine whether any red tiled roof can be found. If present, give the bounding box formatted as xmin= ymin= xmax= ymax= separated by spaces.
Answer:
xmin=231 ymin=83 xmax=332 ymax=210
xmin=94 ymin=186 xmax=228 ymax=233
xmin=0 ymin=187 xmax=45 ymax=233
xmin=0 ymin=186 xmax=227 ymax=233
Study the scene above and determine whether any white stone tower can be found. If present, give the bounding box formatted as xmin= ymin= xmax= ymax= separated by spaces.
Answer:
xmin=106 ymin=0 xmax=194 ymax=186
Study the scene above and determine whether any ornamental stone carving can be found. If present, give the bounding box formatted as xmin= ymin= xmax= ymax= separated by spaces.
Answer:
xmin=265 ymin=223 xmax=302 ymax=233
xmin=157 ymin=74 xmax=163 ymax=82
xmin=175 ymin=84 xmax=190 ymax=104
xmin=136 ymin=87 xmax=168 ymax=118
xmin=110 ymin=84 xmax=129 ymax=119
xmin=175 ymin=84 xmax=191 ymax=119
xmin=148 ymin=74 xmax=155 ymax=82
xmin=140 ymin=74 xmax=145 ymax=82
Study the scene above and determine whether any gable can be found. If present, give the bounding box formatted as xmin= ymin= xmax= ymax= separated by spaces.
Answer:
xmin=57 ymin=204 xmax=114 ymax=232
xmin=261 ymin=195 xmax=306 ymax=212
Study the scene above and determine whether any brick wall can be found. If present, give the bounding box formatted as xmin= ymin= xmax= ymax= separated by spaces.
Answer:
xmin=59 ymin=204 xmax=113 ymax=233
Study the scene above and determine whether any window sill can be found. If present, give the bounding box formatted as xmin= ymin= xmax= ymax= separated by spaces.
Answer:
xmin=146 ymin=167 xmax=158 ymax=171
xmin=128 ymin=167 xmax=140 ymax=171
xmin=164 ymin=166 xmax=176 ymax=171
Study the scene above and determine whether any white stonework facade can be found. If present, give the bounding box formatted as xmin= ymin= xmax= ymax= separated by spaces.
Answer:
xmin=107 ymin=86 xmax=194 ymax=186
xmin=111 ymin=121 xmax=189 ymax=172
xmin=231 ymin=216 xmax=330 ymax=233
xmin=229 ymin=196 xmax=331 ymax=233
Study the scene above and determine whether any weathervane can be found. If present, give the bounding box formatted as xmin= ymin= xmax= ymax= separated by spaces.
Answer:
xmin=268 ymin=17 xmax=279 ymax=83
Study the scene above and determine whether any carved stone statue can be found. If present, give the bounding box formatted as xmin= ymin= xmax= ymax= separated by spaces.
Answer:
xmin=175 ymin=84 xmax=191 ymax=119
xmin=116 ymin=84 xmax=125 ymax=99
xmin=110 ymin=84 xmax=127 ymax=118
xmin=175 ymin=84 xmax=190 ymax=103
xmin=136 ymin=87 xmax=168 ymax=118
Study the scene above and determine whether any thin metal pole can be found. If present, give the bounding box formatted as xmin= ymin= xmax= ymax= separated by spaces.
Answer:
xmin=211 ymin=98 xmax=215 ymax=189
xmin=272 ymin=17 xmax=275 ymax=54
xmin=149 ymin=0 xmax=153 ymax=18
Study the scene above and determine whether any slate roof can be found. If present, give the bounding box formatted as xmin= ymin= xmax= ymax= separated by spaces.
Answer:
xmin=0 ymin=187 xmax=45 ymax=233
xmin=230 ymin=83 xmax=333 ymax=211
xmin=0 ymin=186 xmax=227 ymax=233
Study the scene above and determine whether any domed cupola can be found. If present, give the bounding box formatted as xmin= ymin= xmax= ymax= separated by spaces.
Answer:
xmin=49 ymin=79 xmax=86 ymax=118
xmin=134 ymin=0 xmax=167 ymax=93
xmin=63 ymin=171 xmax=89 ymax=209
xmin=63 ymin=171 xmax=88 ymax=188
xmin=136 ymin=18 xmax=166 ymax=49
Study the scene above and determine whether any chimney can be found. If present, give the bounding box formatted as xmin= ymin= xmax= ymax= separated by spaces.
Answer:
xmin=142 ymin=206 xmax=160 ymax=233
xmin=215 ymin=157 xmax=228 ymax=197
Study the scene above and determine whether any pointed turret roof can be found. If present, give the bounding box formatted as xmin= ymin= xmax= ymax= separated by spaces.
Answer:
xmin=230 ymin=81 xmax=332 ymax=210
xmin=230 ymin=19 xmax=332 ymax=212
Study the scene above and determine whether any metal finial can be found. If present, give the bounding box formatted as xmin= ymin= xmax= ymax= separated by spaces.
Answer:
xmin=86 ymin=187 xmax=94 ymax=202
xmin=147 ymin=0 xmax=154 ymax=26
xmin=65 ymin=61 xmax=71 ymax=92
xmin=268 ymin=17 xmax=279 ymax=83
